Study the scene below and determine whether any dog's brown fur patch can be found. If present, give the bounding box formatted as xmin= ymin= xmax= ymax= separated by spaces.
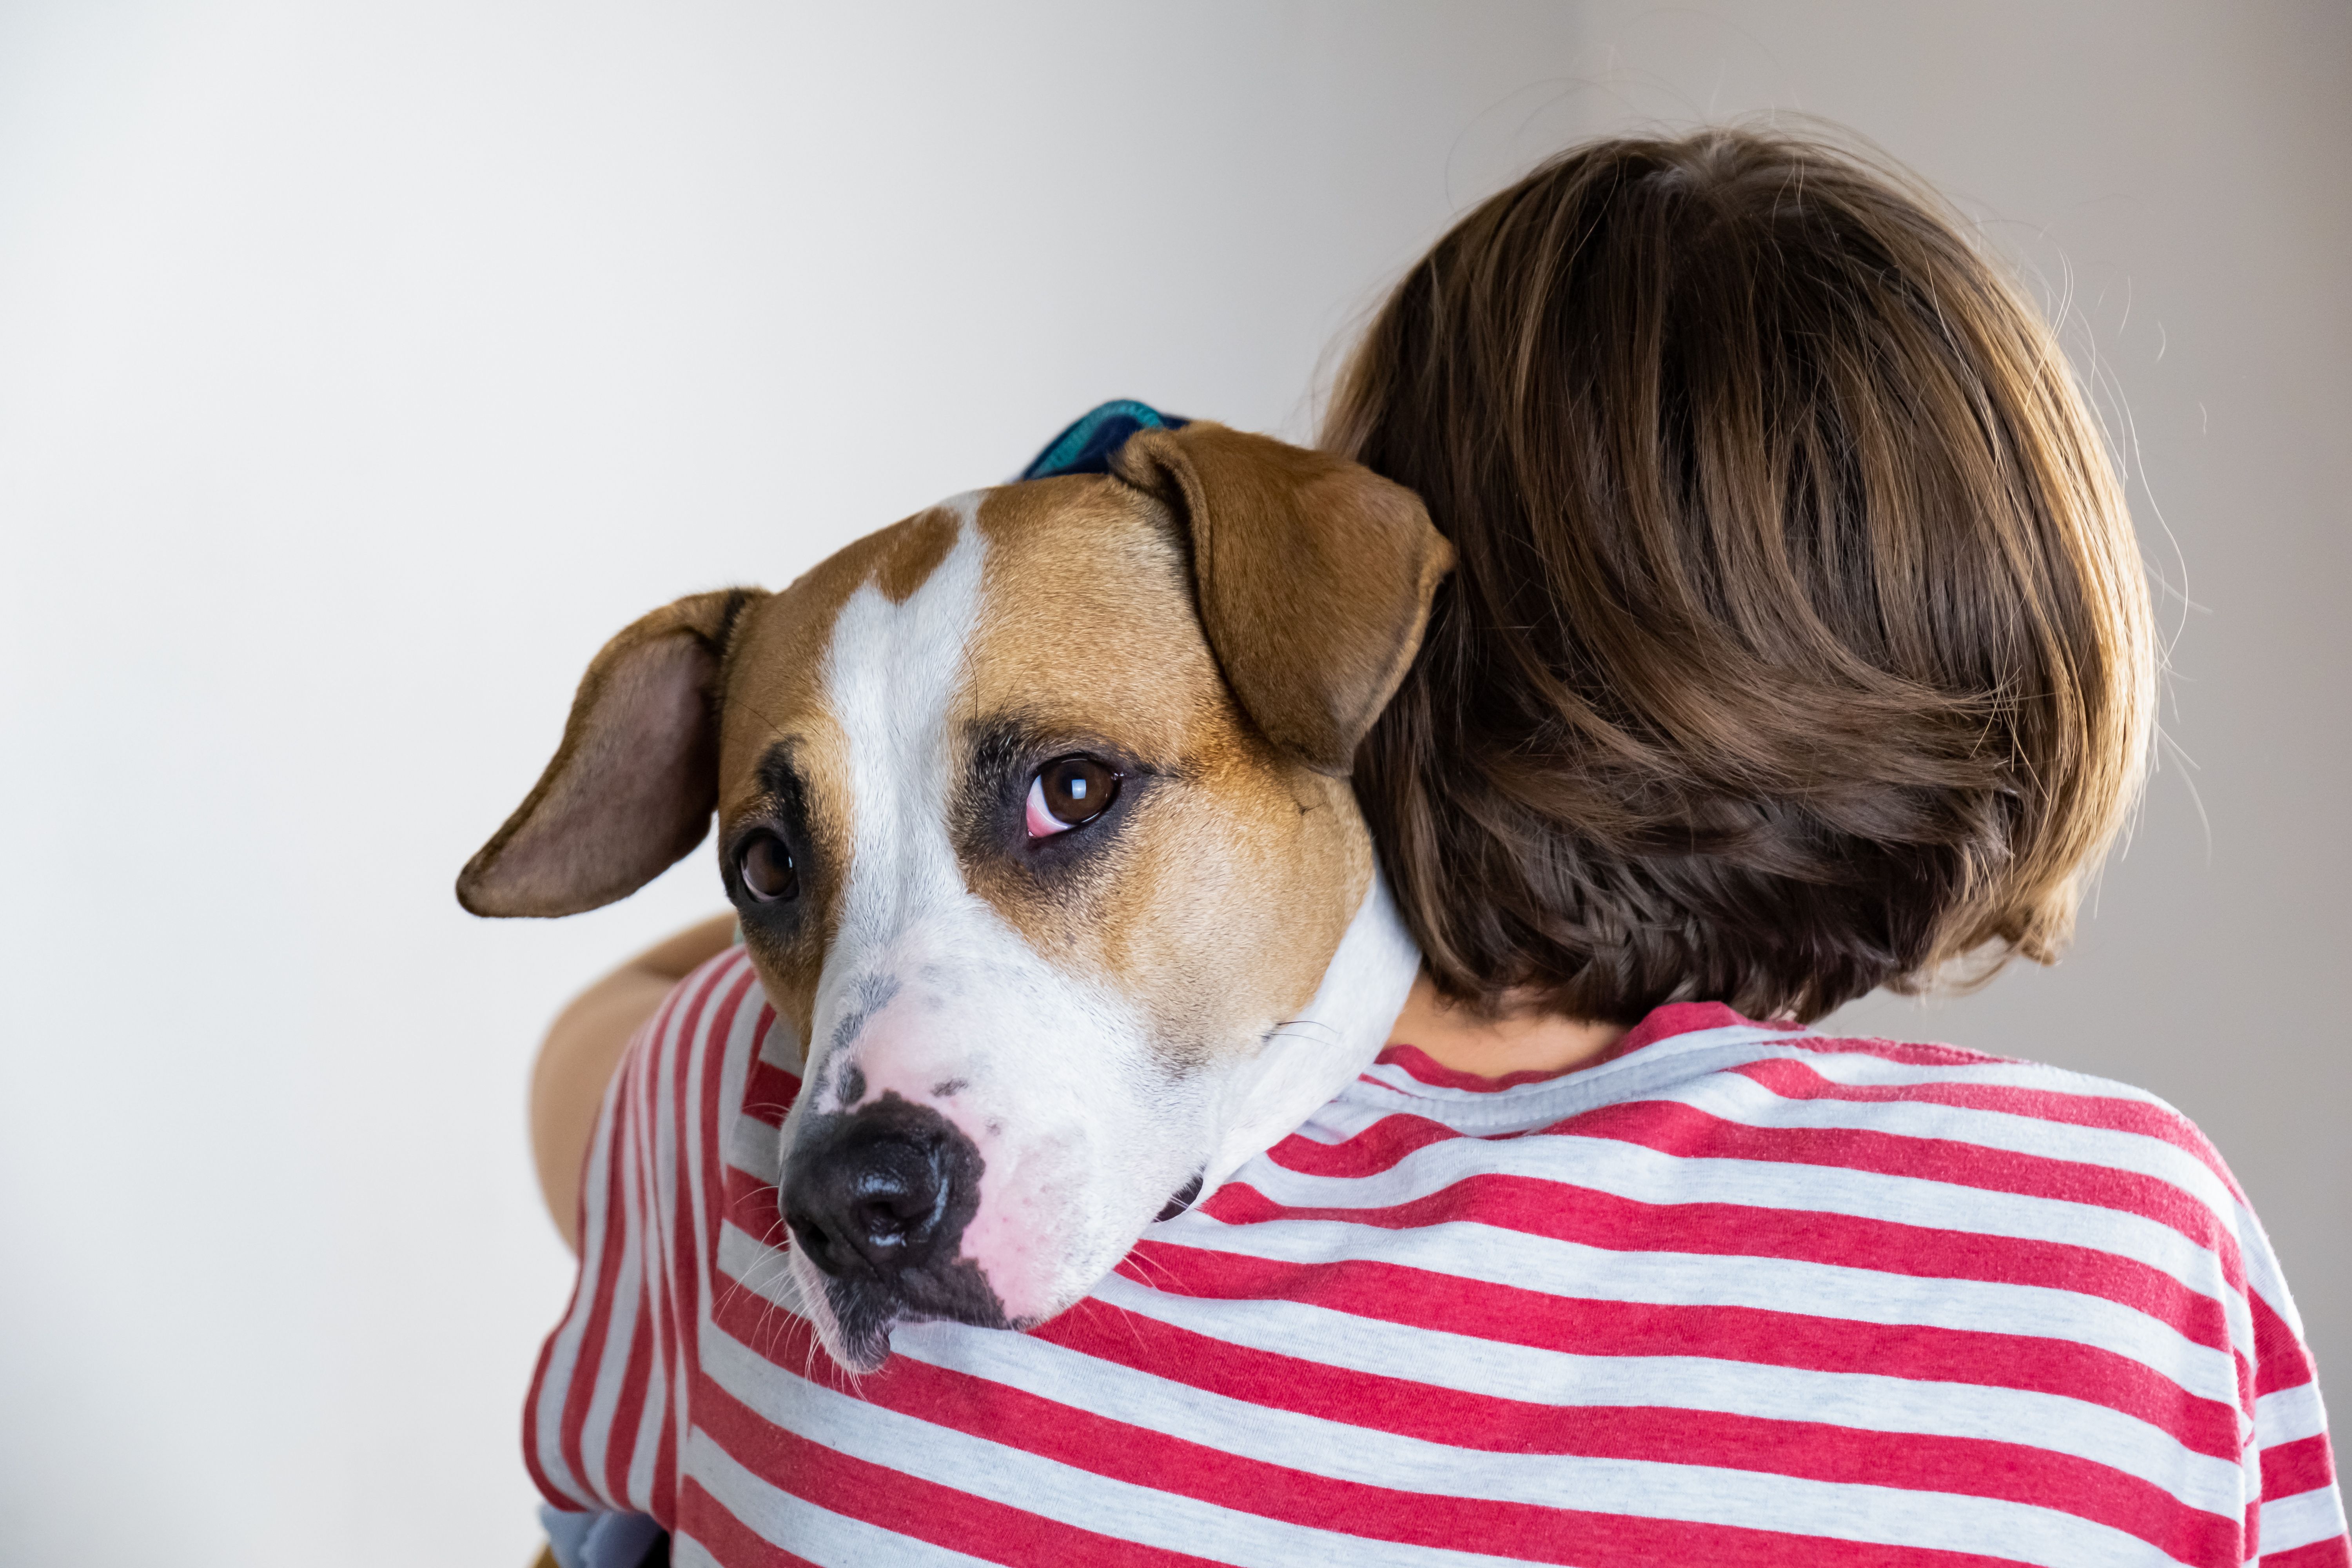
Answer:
xmin=961 ymin=479 xmax=1368 ymax=1062
xmin=874 ymin=505 xmax=960 ymax=606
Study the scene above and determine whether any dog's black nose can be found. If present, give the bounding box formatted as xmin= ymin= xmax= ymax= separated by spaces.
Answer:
xmin=791 ymin=1131 xmax=946 ymax=1276
xmin=783 ymin=1092 xmax=981 ymax=1289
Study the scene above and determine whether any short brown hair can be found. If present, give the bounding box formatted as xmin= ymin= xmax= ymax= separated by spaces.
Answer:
xmin=1326 ymin=127 xmax=2155 ymax=1024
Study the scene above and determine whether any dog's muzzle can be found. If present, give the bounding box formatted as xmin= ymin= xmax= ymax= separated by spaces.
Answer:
xmin=782 ymin=1092 xmax=1009 ymax=1363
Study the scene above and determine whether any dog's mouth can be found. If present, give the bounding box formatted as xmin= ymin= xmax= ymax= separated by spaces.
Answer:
xmin=1156 ymin=1171 xmax=1206 ymax=1222
xmin=817 ymin=1261 xmax=1014 ymax=1374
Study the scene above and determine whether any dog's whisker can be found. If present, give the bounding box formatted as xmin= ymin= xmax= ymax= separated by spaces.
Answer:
xmin=1123 ymin=1256 xmax=1172 ymax=1301
xmin=1112 ymin=1299 xmax=1151 ymax=1360
xmin=1120 ymin=1241 xmax=1187 ymax=1302
xmin=711 ymin=1206 xmax=800 ymax=1334
xmin=1265 ymin=1016 xmax=1343 ymax=1045
xmin=719 ymin=688 xmax=788 ymax=735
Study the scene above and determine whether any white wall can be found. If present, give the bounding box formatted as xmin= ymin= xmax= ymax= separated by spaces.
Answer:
xmin=1 ymin=4 xmax=2342 ymax=1563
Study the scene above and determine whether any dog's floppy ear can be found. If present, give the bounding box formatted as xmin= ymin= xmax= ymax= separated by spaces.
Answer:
xmin=456 ymin=588 xmax=766 ymax=917
xmin=1112 ymin=422 xmax=1454 ymax=774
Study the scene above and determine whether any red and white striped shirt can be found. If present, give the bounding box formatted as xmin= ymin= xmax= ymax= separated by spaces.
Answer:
xmin=528 ymin=946 xmax=2349 ymax=1566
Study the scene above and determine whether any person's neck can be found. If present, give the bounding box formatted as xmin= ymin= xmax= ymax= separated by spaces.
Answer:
xmin=1385 ymin=971 xmax=1626 ymax=1080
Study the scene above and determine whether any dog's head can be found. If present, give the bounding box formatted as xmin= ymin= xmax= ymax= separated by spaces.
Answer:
xmin=459 ymin=424 xmax=1450 ymax=1370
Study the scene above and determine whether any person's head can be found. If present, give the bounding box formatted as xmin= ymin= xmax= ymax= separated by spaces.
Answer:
xmin=1326 ymin=125 xmax=2156 ymax=1024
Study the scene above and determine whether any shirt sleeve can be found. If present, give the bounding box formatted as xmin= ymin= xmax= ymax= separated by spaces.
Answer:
xmin=523 ymin=947 xmax=785 ymax=1530
xmin=2234 ymin=1193 xmax=2349 ymax=1564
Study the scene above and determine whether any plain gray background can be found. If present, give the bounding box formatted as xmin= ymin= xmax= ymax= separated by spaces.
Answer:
xmin=2 ymin=3 xmax=2343 ymax=1563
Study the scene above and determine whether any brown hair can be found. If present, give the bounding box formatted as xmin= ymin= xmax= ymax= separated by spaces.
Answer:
xmin=1325 ymin=127 xmax=2155 ymax=1024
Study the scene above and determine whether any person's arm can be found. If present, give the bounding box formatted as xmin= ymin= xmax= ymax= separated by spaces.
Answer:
xmin=531 ymin=913 xmax=738 ymax=1252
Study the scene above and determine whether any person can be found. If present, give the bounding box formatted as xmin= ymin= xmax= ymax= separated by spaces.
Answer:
xmin=519 ymin=128 xmax=2348 ymax=1566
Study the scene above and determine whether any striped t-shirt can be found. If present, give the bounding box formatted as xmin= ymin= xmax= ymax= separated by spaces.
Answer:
xmin=527 ymin=945 xmax=2349 ymax=1566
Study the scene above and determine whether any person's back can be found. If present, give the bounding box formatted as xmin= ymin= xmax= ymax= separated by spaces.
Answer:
xmin=524 ymin=128 xmax=2348 ymax=1565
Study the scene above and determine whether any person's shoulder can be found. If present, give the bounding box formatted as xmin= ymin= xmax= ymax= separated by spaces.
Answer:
xmin=1771 ymin=1024 xmax=2217 ymax=1139
xmin=637 ymin=942 xmax=779 ymax=1069
xmin=675 ymin=938 xmax=756 ymax=991
xmin=1735 ymin=1022 xmax=2248 ymax=1222
xmin=664 ymin=940 xmax=760 ymax=1006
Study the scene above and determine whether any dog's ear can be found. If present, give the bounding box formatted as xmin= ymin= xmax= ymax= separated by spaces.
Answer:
xmin=456 ymin=588 xmax=766 ymax=917
xmin=1112 ymin=422 xmax=1454 ymax=775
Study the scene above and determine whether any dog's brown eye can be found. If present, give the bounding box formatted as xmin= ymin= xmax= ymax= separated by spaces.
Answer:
xmin=737 ymin=832 xmax=798 ymax=902
xmin=1028 ymin=755 xmax=1120 ymax=835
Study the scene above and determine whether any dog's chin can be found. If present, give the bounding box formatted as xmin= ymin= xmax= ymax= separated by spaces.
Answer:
xmin=788 ymin=1250 xmax=1018 ymax=1375
xmin=822 ymin=1287 xmax=898 ymax=1376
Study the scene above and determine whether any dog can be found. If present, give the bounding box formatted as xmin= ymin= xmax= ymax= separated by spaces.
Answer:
xmin=458 ymin=423 xmax=1452 ymax=1373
